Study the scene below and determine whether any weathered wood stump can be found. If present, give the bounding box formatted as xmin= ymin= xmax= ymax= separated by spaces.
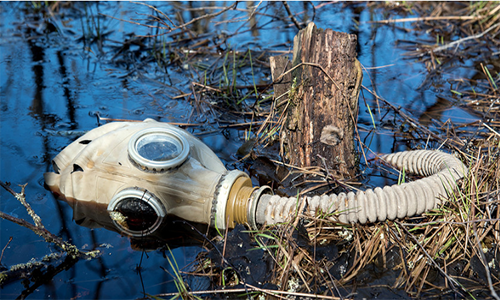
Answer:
xmin=270 ymin=22 xmax=362 ymax=179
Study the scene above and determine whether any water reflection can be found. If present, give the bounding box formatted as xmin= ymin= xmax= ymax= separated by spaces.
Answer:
xmin=54 ymin=194 xmax=211 ymax=251
xmin=56 ymin=50 xmax=78 ymax=127
xmin=418 ymin=96 xmax=452 ymax=126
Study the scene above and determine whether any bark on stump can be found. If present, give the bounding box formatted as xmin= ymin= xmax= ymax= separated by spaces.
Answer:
xmin=270 ymin=22 xmax=362 ymax=179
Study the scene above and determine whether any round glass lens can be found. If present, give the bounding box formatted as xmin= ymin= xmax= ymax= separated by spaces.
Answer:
xmin=136 ymin=134 xmax=181 ymax=162
xmin=128 ymin=127 xmax=190 ymax=171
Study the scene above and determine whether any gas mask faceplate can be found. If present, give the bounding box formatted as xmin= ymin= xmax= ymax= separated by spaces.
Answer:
xmin=44 ymin=119 xmax=269 ymax=237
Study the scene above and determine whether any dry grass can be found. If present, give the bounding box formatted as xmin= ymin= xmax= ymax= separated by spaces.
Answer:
xmin=137 ymin=2 xmax=500 ymax=298
xmin=228 ymin=137 xmax=498 ymax=298
xmin=247 ymin=3 xmax=500 ymax=298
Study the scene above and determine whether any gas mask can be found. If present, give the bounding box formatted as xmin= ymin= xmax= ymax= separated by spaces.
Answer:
xmin=44 ymin=119 xmax=271 ymax=237
xmin=45 ymin=119 xmax=468 ymax=238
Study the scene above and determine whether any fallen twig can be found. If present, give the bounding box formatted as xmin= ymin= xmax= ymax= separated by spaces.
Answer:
xmin=370 ymin=15 xmax=479 ymax=24
xmin=1 ymin=182 xmax=44 ymax=228
xmin=0 ymin=180 xmax=100 ymax=297
xmin=0 ymin=236 xmax=12 ymax=264
xmin=283 ymin=1 xmax=303 ymax=30
xmin=431 ymin=23 xmax=500 ymax=54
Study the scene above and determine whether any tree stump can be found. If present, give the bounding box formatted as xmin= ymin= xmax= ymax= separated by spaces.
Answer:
xmin=270 ymin=22 xmax=362 ymax=180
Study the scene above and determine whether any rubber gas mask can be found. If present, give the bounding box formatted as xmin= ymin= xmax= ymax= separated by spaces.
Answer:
xmin=44 ymin=119 xmax=271 ymax=237
xmin=45 ymin=120 xmax=468 ymax=239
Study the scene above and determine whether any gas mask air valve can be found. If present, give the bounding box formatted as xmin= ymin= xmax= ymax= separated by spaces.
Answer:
xmin=108 ymin=188 xmax=167 ymax=237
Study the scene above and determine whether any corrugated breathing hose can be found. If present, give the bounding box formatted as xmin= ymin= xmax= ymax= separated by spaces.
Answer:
xmin=254 ymin=150 xmax=467 ymax=226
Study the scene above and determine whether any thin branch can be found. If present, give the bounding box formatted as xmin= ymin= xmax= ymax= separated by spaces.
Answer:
xmin=101 ymin=2 xmax=238 ymax=37
xmin=369 ymin=15 xmax=478 ymax=24
xmin=1 ymin=182 xmax=44 ymax=228
xmin=432 ymin=22 xmax=500 ymax=53
xmin=272 ymin=61 xmax=341 ymax=91
xmin=0 ymin=180 xmax=99 ymax=260
xmin=0 ymin=210 xmax=97 ymax=260
xmin=248 ymin=0 xmax=263 ymax=21
xmin=283 ymin=1 xmax=303 ymax=30
xmin=0 ymin=237 xmax=12 ymax=264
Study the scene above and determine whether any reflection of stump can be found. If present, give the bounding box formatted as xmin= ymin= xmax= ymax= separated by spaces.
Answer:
xmin=270 ymin=22 xmax=362 ymax=179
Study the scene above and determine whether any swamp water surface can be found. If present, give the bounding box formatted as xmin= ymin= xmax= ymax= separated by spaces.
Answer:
xmin=1 ymin=2 xmax=498 ymax=299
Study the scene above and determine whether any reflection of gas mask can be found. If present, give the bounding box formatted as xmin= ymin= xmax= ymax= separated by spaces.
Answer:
xmin=44 ymin=119 xmax=271 ymax=237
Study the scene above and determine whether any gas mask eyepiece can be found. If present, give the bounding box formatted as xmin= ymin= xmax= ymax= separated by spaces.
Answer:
xmin=128 ymin=127 xmax=190 ymax=172
xmin=108 ymin=188 xmax=166 ymax=237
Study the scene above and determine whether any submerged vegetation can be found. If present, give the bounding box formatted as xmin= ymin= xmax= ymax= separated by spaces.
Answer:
xmin=1 ymin=1 xmax=499 ymax=299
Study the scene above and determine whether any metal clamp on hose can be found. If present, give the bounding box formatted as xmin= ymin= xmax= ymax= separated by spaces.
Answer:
xmin=247 ymin=186 xmax=273 ymax=230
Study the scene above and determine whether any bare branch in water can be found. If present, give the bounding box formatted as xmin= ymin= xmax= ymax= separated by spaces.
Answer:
xmin=282 ymin=1 xmax=303 ymax=30
xmin=100 ymin=2 xmax=238 ymax=38
xmin=0 ymin=180 xmax=100 ymax=261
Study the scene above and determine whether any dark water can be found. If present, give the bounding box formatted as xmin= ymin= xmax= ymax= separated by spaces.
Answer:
xmin=0 ymin=2 xmax=488 ymax=299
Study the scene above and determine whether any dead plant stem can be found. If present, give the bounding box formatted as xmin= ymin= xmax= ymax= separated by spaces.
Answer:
xmin=362 ymin=85 xmax=465 ymax=149
xmin=155 ymin=283 xmax=346 ymax=299
xmin=131 ymin=1 xmax=175 ymax=29
xmin=371 ymin=15 xmax=479 ymax=24
xmin=0 ymin=237 xmax=12 ymax=264
xmin=102 ymin=2 xmax=237 ymax=37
